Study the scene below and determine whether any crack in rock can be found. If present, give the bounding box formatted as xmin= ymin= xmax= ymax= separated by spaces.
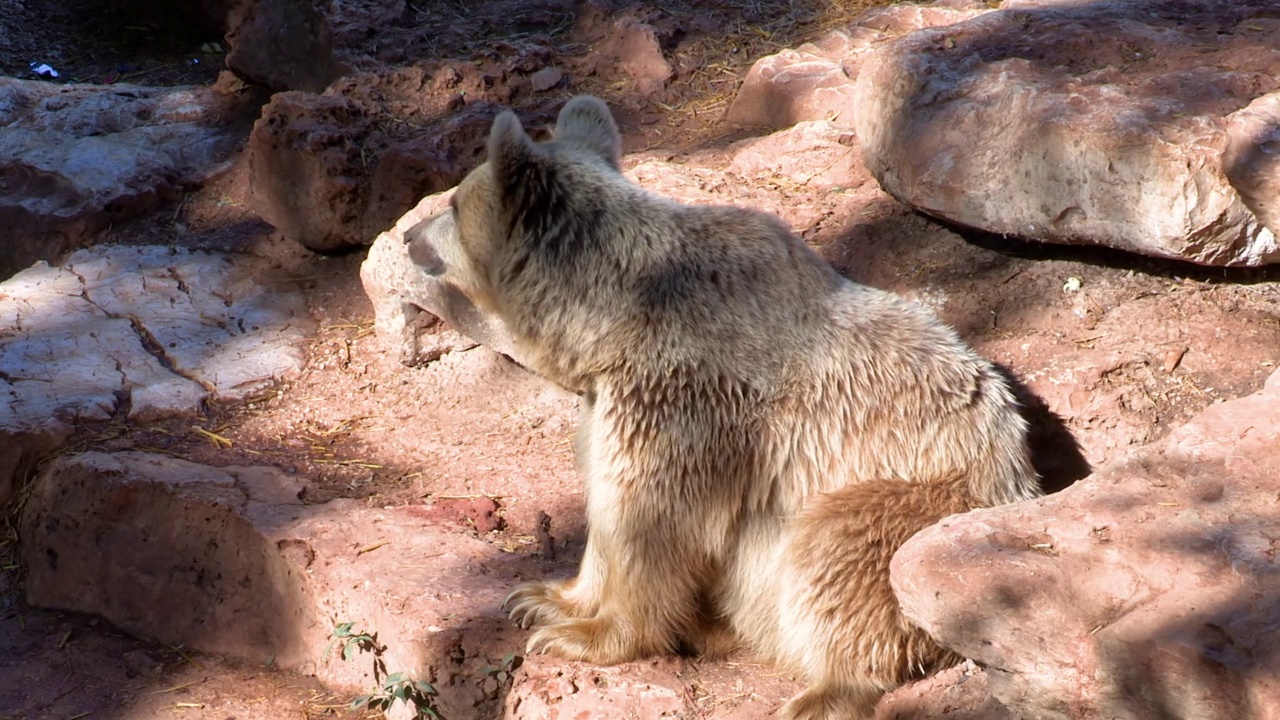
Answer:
xmin=127 ymin=315 xmax=216 ymax=394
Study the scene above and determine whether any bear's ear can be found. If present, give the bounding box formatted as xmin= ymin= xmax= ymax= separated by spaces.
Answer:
xmin=487 ymin=109 xmax=548 ymax=200
xmin=554 ymin=96 xmax=622 ymax=170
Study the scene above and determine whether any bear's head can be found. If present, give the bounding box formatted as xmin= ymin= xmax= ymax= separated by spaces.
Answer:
xmin=409 ymin=96 xmax=625 ymax=322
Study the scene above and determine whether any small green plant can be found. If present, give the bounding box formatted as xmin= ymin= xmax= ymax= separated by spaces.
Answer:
xmin=478 ymin=651 xmax=521 ymax=684
xmin=327 ymin=621 xmax=444 ymax=719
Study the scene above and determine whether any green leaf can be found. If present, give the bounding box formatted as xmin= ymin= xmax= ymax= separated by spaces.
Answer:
xmin=342 ymin=642 xmax=357 ymax=662
xmin=384 ymin=672 xmax=407 ymax=686
xmin=333 ymin=622 xmax=355 ymax=637
xmin=351 ymin=694 xmax=373 ymax=709
xmin=415 ymin=680 xmax=436 ymax=695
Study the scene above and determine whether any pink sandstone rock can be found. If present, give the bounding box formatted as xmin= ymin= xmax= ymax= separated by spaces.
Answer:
xmin=855 ymin=0 xmax=1280 ymax=266
xmin=892 ymin=369 xmax=1280 ymax=719
xmin=726 ymin=1 xmax=991 ymax=129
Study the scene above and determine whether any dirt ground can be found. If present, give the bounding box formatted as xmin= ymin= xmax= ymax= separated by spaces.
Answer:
xmin=4 ymin=0 xmax=1280 ymax=719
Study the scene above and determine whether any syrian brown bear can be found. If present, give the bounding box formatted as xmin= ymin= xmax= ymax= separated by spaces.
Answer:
xmin=412 ymin=95 xmax=1041 ymax=719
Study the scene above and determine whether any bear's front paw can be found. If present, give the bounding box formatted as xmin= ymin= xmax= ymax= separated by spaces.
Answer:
xmin=504 ymin=580 xmax=575 ymax=629
xmin=526 ymin=617 xmax=642 ymax=665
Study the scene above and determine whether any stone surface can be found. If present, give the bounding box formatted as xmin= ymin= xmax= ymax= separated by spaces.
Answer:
xmin=875 ymin=662 xmax=1012 ymax=720
xmin=579 ymin=13 xmax=672 ymax=96
xmin=0 ymin=77 xmax=248 ymax=281
xmin=19 ymin=450 xmax=795 ymax=719
xmin=726 ymin=46 xmax=862 ymax=129
xmin=225 ymin=0 xmax=339 ymax=93
xmin=855 ymin=0 xmax=1280 ymax=267
xmin=892 ymin=369 xmax=1280 ymax=719
xmin=1225 ymin=91 xmax=1280 ymax=236
xmin=728 ymin=121 xmax=871 ymax=190
xmin=248 ymin=92 xmax=509 ymax=252
xmin=0 ymin=245 xmax=312 ymax=504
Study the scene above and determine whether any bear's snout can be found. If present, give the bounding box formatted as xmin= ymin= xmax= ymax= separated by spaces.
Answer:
xmin=409 ymin=235 xmax=445 ymax=275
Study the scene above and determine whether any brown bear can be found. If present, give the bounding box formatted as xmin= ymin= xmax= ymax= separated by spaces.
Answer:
xmin=411 ymin=95 xmax=1042 ymax=719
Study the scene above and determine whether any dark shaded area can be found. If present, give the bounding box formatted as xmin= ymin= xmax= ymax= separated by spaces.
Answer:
xmin=953 ymin=223 xmax=1280 ymax=287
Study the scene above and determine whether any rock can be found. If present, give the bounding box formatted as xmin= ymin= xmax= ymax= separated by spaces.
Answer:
xmin=584 ymin=15 xmax=672 ymax=96
xmin=726 ymin=3 xmax=991 ymax=130
xmin=0 ymin=77 xmax=248 ymax=281
xmin=892 ymin=369 xmax=1280 ymax=719
xmin=0 ymin=246 xmax=312 ymax=504
xmin=17 ymin=450 xmax=793 ymax=718
xmin=359 ymin=190 xmax=524 ymax=367
xmin=875 ymin=661 xmax=1012 ymax=720
xmin=530 ymin=66 xmax=564 ymax=92
xmin=503 ymin=658 xmax=685 ymax=719
xmin=726 ymin=48 xmax=861 ymax=129
xmin=224 ymin=0 xmax=339 ymax=92
xmin=248 ymin=92 xmax=507 ymax=252
xmin=727 ymin=121 xmax=871 ymax=191
xmin=1225 ymin=91 xmax=1280 ymax=236
xmin=21 ymin=452 xmax=316 ymax=664
xmin=855 ymin=0 xmax=1280 ymax=267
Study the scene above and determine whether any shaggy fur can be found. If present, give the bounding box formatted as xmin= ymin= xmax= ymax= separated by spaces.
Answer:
xmin=419 ymin=95 xmax=1042 ymax=719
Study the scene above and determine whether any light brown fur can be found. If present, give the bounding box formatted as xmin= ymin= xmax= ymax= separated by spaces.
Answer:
xmin=415 ymin=96 xmax=1042 ymax=718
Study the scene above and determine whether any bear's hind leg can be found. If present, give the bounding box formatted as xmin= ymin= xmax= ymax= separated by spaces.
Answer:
xmin=772 ymin=479 xmax=971 ymax=719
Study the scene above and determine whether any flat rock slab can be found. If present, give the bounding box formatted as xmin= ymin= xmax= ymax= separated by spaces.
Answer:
xmin=892 ymin=369 xmax=1280 ymax=719
xmin=855 ymin=0 xmax=1280 ymax=266
xmin=0 ymin=245 xmax=311 ymax=504
xmin=20 ymin=451 xmax=798 ymax=719
xmin=0 ymin=77 xmax=248 ymax=281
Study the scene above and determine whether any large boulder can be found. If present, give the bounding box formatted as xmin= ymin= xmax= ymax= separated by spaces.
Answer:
xmin=0 ymin=77 xmax=250 ymax=281
xmin=855 ymin=0 xmax=1280 ymax=266
xmin=892 ymin=368 xmax=1280 ymax=719
xmin=0 ymin=246 xmax=311 ymax=506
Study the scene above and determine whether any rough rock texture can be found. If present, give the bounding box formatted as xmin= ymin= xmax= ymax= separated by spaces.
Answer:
xmin=21 ymin=453 xmax=318 ymax=665
xmin=726 ymin=1 xmax=991 ymax=129
xmin=0 ymin=77 xmax=250 ymax=281
xmin=574 ymin=5 xmax=674 ymax=96
xmin=728 ymin=121 xmax=870 ymax=190
xmin=225 ymin=0 xmax=339 ymax=93
xmin=892 ymin=369 xmax=1280 ymax=719
xmin=875 ymin=662 xmax=1012 ymax=720
xmin=0 ymin=246 xmax=311 ymax=505
xmin=726 ymin=43 xmax=863 ymax=130
xmin=248 ymin=86 xmax=536 ymax=251
xmin=855 ymin=0 xmax=1280 ymax=267
xmin=1225 ymin=91 xmax=1280 ymax=236
xmin=20 ymin=451 xmax=797 ymax=719
xmin=360 ymin=190 xmax=523 ymax=368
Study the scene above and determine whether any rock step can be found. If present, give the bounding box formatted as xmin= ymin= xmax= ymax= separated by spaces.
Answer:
xmin=17 ymin=451 xmax=802 ymax=719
